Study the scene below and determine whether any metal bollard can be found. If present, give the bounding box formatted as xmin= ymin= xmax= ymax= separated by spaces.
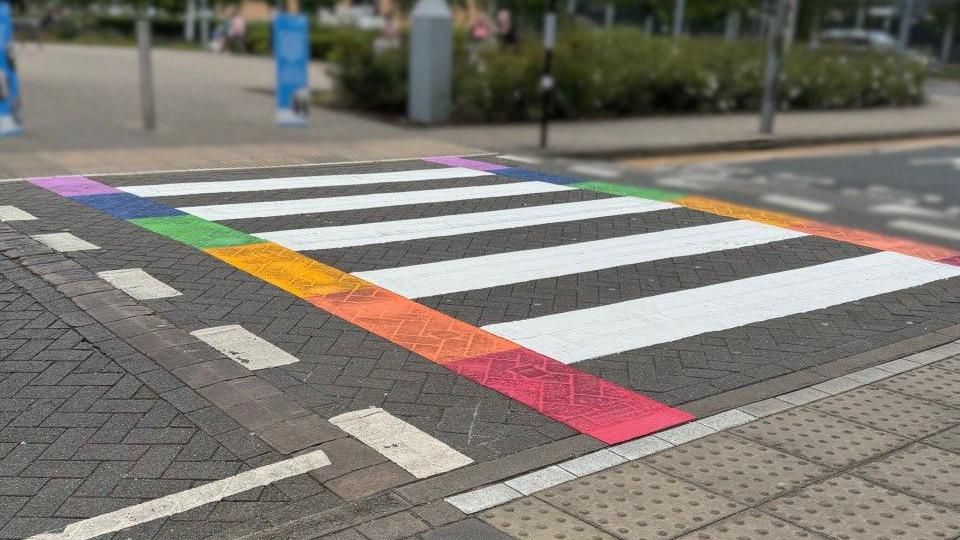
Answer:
xmin=136 ymin=18 xmax=156 ymax=132
xmin=408 ymin=0 xmax=453 ymax=124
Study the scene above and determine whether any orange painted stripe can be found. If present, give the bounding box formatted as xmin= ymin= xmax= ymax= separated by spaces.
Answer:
xmin=676 ymin=196 xmax=812 ymax=229
xmin=793 ymin=221 xmax=960 ymax=261
xmin=308 ymin=287 xmax=517 ymax=364
xmin=205 ymin=242 xmax=373 ymax=298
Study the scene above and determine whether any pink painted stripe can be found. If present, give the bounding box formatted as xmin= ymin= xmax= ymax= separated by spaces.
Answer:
xmin=446 ymin=347 xmax=694 ymax=444
xmin=28 ymin=176 xmax=122 ymax=197
xmin=424 ymin=156 xmax=509 ymax=172
xmin=940 ymin=256 xmax=960 ymax=267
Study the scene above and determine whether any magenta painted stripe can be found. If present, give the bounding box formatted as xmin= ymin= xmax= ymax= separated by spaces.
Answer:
xmin=28 ymin=176 xmax=123 ymax=197
xmin=424 ymin=157 xmax=509 ymax=172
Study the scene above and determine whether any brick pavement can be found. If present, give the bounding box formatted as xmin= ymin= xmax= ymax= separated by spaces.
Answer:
xmin=3 ymin=156 xmax=960 ymax=538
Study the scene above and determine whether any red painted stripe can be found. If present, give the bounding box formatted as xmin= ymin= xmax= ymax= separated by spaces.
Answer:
xmin=447 ymin=347 xmax=694 ymax=444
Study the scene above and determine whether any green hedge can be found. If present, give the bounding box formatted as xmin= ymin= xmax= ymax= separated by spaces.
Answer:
xmin=246 ymin=22 xmax=376 ymax=60
xmin=330 ymin=28 xmax=926 ymax=122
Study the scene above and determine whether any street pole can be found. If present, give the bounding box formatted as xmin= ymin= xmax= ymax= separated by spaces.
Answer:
xmin=942 ymin=10 xmax=956 ymax=66
xmin=897 ymin=0 xmax=914 ymax=53
xmin=855 ymin=0 xmax=866 ymax=29
xmin=672 ymin=0 xmax=686 ymax=38
xmin=760 ymin=0 xmax=789 ymax=135
xmin=199 ymin=0 xmax=210 ymax=48
xmin=136 ymin=17 xmax=156 ymax=131
xmin=184 ymin=0 xmax=196 ymax=42
xmin=539 ymin=0 xmax=558 ymax=149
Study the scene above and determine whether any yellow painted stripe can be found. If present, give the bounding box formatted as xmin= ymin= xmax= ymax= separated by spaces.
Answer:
xmin=676 ymin=196 xmax=812 ymax=229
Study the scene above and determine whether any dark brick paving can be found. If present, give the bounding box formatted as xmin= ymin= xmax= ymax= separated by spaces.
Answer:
xmin=0 ymin=237 xmax=343 ymax=539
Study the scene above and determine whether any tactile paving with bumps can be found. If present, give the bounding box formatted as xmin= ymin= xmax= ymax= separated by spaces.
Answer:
xmin=480 ymin=497 xmax=614 ymax=540
xmin=731 ymin=408 xmax=910 ymax=468
xmin=643 ymin=432 xmax=832 ymax=505
xmin=808 ymin=386 xmax=960 ymax=439
xmin=877 ymin=366 xmax=960 ymax=408
xmin=761 ymin=474 xmax=960 ymax=539
xmin=536 ymin=461 xmax=744 ymax=539
xmin=851 ymin=443 xmax=960 ymax=510
xmin=676 ymin=509 xmax=826 ymax=539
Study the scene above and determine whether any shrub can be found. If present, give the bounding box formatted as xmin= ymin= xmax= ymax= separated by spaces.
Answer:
xmin=330 ymin=28 xmax=926 ymax=122
xmin=246 ymin=22 xmax=376 ymax=60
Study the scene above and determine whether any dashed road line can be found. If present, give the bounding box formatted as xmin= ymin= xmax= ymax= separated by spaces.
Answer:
xmin=569 ymin=164 xmax=621 ymax=178
xmin=180 ymin=182 xmax=574 ymax=220
xmin=255 ymin=197 xmax=675 ymax=251
xmin=190 ymin=325 xmax=300 ymax=370
xmin=497 ymin=154 xmax=542 ymax=164
xmin=355 ymin=220 xmax=807 ymax=299
xmin=329 ymin=408 xmax=474 ymax=478
xmin=96 ymin=268 xmax=182 ymax=300
xmin=31 ymin=232 xmax=100 ymax=252
xmin=889 ymin=219 xmax=960 ymax=241
xmin=484 ymin=252 xmax=960 ymax=364
xmin=869 ymin=204 xmax=953 ymax=219
xmin=30 ymin=448 xmax=331 ymax=540
xmin=0 ymin=205 xmax=37 ymax=221
xmin=119 ymin=167 xmax=492 ymax=197
xmin=760 ymin=193 xmax=834 ymax=214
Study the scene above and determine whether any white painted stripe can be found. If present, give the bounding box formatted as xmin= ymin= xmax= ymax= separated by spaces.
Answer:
xmin=256 ymin=198 xmax=676 ymax=251
xmin=190 ymin=325 xmax=299 ymax=370
xmin=0 ymin=206 xmax=37 ymax=221
xmin=97 ymin=268 xmax=181 ymax=300
xmin=120 ymin=167 xmax=492 ymax=197
xmin=484 ymin=252 xmax=960 ymax=364
xmin=498 ymin=154 xmax=542 ymax=164
xmin=889 ymin=219 xmax=960 ymax=241
xmin=329 ymin=408 xmax=473 ymax=478
xmin=869 ymin=204 xmax=951 ymax=219
xmin=181 ymin=182 xmax=573 ymax=221
xmin=760 ymin=194 xmax=833 ymax=213
xmin=356 ymin=220 xmax=807 ymax=298
xmin=31 ymin=233 xmax=99 ymax=252
xmin=569 ymin=164 xmax=621 ymax=178
xmin=30 ymin=449 xmax=330 ymax=540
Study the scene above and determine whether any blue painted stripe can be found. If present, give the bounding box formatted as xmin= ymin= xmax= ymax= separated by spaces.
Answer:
xmin=494 ymin=168 xmax=583 ymax=185
xmin=71 ymin=193 xmax=185 ymax=220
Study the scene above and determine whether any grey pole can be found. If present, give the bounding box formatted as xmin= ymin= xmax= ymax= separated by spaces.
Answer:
xmin=672 ymin=0 xmax=686 ymax=38
xmin=136 ymin=17 xmax=156 ymax=132
xmin=539 ymin=0 xmax=558 ymax=148
xmin=854 ymin=1 xmax=866 ymax=29
xmin=644 ymin=15 xmax=654 ymax=35
xmin=604 ymin=2 xmax=615 ymax=28
xmin=407 ymin=0 xmax=453 ymax=124
xmin=760 ymin=0 xmax=789 ymax=135
xmin=724 ymin=11 xmax=741 ymax=41
xmin=897 ymin=0 xmax=914 ymax=53
xmin=199 ymin=0 xmax=210 ymax=48
xmin=942 ymin=13 xmax=956 ymax=65
xmin=184 ymin=0 xmax=196 ymax=42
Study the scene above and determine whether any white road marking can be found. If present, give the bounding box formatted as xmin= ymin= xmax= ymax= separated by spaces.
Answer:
xmin=181 ymin=182 xmax=573 ymax=221
xmin=355 ymin=220 xmax=807 ymax=298
xmin=498 ymin=154 xmax=542 ymax=164
xmin=869 ymin=204 xmax=953 ymax=219
xmin=120 ymin=167 xmax=492 ymax=197
xmin=569 ymin=164 xmax=621 ymax=178
xmin=910 ymin=157 xmax=960 ymax=167
xmin=483 ymin=252 xmax=960 ymax=364
xmin=30 ymin=449 xmax=330 ymax=540
xmin=889 ymin=219 xmax=960 ymax=241
xmin=759 ymin=194 xmax=833 ymax=213
xmin=31 ymin=233 xmax=99 ymax=252
xmin=190 ymin=325 xmax=299 ymax=370
xmin=329 ymin=408 xmax=473 ymax=478
xmin=256 ymin=198 xmax=676 ymax=251
xmin=96 ymin=269 xmax=181 ymax=300
xmin=0 ymin=206 xmax=37 ymax=221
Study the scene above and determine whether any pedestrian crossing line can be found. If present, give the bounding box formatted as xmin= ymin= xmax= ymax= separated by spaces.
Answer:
xmin=355 ymin=220 xmax=808 ymax=299
xmin=31 ymin=233 xmax=100 ymax=252
xmin=0 ymin=206 xmax=37 ymax=221
xmin=28 ymin=174 xmax=693 ymax=444
xmin=483 ymin=252 xmax=960 ymax=364
xmin=179 ymin=181 xmax=575 ymax=221
xmin=424 ymin=156 xmax=510 ymax=171
xmin=329 ymin=407 xmax=474 ymax=478
xmin=254 ymin=197 xmax=677 ymax=251
xmin=191 ymin=325 xmax=300 ymax=370
xmin=118 ymin=167 xmax=494 ymax=197
xmin=97 ymin=268 xmax=182 ymax=300
xmin=427 ymin=158 xmax=960 ymax=265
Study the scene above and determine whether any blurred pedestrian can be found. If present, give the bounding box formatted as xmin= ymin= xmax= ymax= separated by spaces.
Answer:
xmin=227 ymin=10 xmax=247 ymax=53
xmin=495 ymin=8 xmax=516 ymax=49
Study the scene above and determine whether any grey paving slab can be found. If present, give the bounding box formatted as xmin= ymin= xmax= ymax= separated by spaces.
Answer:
xmin=419 ymin=518 xmax=512 ymax=540
xmin=762 ymin=474 xmax=960 ymax=539
xmin=536 ymin=461 xmax=744 ymax=539
xmin=676 ymin=509 xmax=828 ymax=539
xmin=877 ymin=365 xmax=960 ymax=408
xmin=644 ymin=433 xmax=833 ymax=505
xmin=925 ymin=426 xmax=960 ymax=454
xmin=731 ymin=407 xmax=911 ymax=468
xmin=808 ymin=386 xmax=960 ymax=439
xmin=851 ymin=443 xmax=960 ymax=510
xmin=481 ymin=497 xmax=614 ymax=540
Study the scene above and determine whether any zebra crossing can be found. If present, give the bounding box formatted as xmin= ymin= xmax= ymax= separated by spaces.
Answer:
xmin=28 ymin=156 xmax=960 ymax=444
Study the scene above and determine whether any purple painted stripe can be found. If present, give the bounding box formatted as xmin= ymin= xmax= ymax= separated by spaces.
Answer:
xmin=424 ymin=157 xmax=509 ymax=172
xmin=28 ymin=176 xmax=122 ymax=197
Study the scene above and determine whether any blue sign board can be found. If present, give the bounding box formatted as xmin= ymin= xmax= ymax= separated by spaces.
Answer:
xmin=0 ymin=1 xmax=22 ymax=136
xmin=272 ymin=14 xmax=309 ymax=127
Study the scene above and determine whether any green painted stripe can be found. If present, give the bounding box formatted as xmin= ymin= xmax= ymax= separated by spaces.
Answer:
xmin=572 ymin=181 xmax=685 ymax=202
xmin=130 ymin=215 xmax=266 ymax=250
